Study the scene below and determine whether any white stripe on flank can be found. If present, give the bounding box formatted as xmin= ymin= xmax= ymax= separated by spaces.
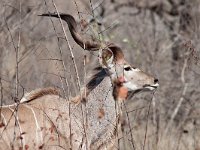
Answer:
xmin=24 ymin=105 xmax=43 ymax=144
xmin=8 ymin=106 xmax=26 ymax=149
xmin=0 ymin=112 xmax=11 ymax=149
xmin=0 ymin=113 xmax=7 ymax=125
xmin=1 ymin=103 xmax=18 ymax=108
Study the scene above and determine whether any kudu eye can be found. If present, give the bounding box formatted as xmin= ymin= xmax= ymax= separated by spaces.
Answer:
xmin=124 ymin=66 xmax=132 ymax=71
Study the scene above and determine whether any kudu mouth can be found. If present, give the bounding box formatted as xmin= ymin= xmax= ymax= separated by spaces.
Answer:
xmin=127 ymin=83 xmax=159 ymax=99
xmin=123 ymin=77 xmax=159 ymax=91
xmin=143 ymin=82 xmax=159 ymax=90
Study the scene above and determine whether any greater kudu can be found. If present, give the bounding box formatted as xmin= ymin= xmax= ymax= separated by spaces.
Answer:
xmin=0 ymin=13 xmax=159 ymax=150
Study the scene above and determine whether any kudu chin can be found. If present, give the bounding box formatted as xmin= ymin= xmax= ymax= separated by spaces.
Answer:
xmin=0 ymin=13 xmax=159 ymax=150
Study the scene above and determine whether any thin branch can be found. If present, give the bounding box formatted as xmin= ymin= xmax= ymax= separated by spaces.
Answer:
xmin=15 ymin=0 xmax=22 ymax=99
xmin=0 ymin=78 xmax=3 ymax=120
xmin=124 ymin=102 xmax=136 ymax=149
xmin=51 ymin=0 xmax=81 ymax=92
xmin=89 ymin=0 xmax=94 ymax=18
xmin=164 ymin=57 xmax=188 ymax=136
xmin=143 ymin=93 xmax=154 ymax=150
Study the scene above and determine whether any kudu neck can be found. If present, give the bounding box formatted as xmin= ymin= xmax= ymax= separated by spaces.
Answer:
xmin=84 ymin=69 xmax=120 ymax=148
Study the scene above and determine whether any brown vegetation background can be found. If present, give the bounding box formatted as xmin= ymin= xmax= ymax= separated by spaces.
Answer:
xmin=0 ymin=0 xmax=200 ymax=149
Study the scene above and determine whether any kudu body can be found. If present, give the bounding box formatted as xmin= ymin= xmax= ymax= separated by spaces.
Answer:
xmin=0 ymin=13 xmax=159 ymax=150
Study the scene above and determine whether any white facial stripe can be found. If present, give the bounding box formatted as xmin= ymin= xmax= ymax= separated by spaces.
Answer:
xmin=145 ymin=86 xmax=155 ymax=90
xmin=124 ymin=64 xmax=130 ymax=68
xmin=124 ymin=68 xmax=137 ymax=77
xmin=153 ymin=83 xmax=159 ymax=87
xmin=134 ymin=68 xmax=140 ymax=71
xmin=145 ymin=83 xmax=159 ymax=90
xmin=123 ymin=81 xmax=138 ymax=91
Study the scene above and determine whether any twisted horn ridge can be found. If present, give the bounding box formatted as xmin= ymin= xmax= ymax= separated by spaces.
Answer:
xmin=39 ymin=13 xmax=101 ymax=51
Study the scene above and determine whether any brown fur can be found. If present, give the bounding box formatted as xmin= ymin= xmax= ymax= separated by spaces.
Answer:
xmin=113 ymin=79 xmax=128 ymax=101
xmin=22 ymin=87 xmax=60 ymax=103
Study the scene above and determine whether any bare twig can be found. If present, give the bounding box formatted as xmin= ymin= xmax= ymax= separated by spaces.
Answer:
xmin=124 ymin=102 xmax=136 ymax=149
xmin=51 ymin=0 xmax=81 ymax=92
xmin=50 ymin=1 xmax=89 ymax=149
xmin=89 ymin=0 xmax=94 ymax=18
xmin=15 ymin=0 xmax=22 ymax=99
xmin=164 ymin=58 xmax=188 ymax=136
xmin=42 ymin=1 xmax=74 ymax=148
xmin=3 ymin=2 xmax=25 ymax=148
xmin=0 ymin=78 xmax=3 ymax=119
xmin=143 ymin=93 xmax=154 ymax=150
xmin=127 ymin=106 xmax=147 ymax=113
xmin=74 ymin=0 xmax=82 ymax=19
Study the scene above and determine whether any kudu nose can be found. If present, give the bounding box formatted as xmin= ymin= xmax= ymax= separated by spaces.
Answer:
xmin=154 ymin=79 xmax=159 ymax=84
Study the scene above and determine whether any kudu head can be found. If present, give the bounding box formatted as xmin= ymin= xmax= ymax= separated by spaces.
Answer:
xmin=39 ymin=13 xmax=159 ymax=96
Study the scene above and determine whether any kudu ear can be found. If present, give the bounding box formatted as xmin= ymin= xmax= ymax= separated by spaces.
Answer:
xmin=108 ymin=44 xmax=124 ymax=64
xmin=99 ymin=44 xmax=125 ymax=68
xmin=99 ymin=48 xmax=114 ymax=68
